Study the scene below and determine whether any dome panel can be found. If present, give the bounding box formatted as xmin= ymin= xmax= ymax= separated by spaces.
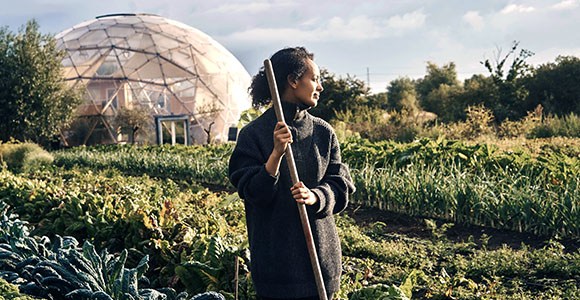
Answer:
xmin=62 ymin=27 xmax=90 ymax=43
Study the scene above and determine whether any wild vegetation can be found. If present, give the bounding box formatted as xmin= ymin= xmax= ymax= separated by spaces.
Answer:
xmin=1 ymin=140 xmax=579 ymax=299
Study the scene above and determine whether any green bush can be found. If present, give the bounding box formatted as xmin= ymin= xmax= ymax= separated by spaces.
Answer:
xmin=0 ymin=142 xmax=53 ymax=173
xmin=530 ymin=113 xmax=580 ymax=138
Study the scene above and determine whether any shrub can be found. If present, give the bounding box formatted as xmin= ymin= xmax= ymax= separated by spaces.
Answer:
xmin=498 ymin=105 xmax=543 ymax=138
xmin=530 ymin=113 xmax=580 ymax=138
xmin=0 ymin=142 xmax=53 ymax=173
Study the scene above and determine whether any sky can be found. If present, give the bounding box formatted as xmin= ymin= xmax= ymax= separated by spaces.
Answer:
xmin=2 ymin=0 xmax=580 ymax=93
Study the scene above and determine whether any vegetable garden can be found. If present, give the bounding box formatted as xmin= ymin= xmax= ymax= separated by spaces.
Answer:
xmin=0 ymin=138 xmax=579 ymax=299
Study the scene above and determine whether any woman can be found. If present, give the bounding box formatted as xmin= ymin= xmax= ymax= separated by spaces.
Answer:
xmin=228 ymin=47 xmax=355 ymax=300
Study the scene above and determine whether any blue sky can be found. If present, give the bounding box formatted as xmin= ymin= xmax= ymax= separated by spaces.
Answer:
xmin=2 ymin=0 xmax=579 ymax=93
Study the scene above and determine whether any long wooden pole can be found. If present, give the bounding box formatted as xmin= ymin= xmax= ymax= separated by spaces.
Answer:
xmin=263 ymin=59 xmax=328 ymax=300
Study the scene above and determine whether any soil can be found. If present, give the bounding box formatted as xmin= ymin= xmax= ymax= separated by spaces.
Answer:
xmin=345 ymin=204 xmax=580 ymax=252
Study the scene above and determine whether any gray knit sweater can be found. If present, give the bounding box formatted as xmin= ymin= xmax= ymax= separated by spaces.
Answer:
xmin=228 ymin=101 xmax=355 ymax=298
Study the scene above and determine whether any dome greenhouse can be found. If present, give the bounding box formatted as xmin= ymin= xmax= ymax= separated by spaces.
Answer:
xmin=56 ymin=13 xmax=251 ymax=146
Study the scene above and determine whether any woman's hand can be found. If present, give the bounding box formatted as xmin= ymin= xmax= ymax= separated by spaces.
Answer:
xmin=266 ymin=122 xmax=292 ymax=176
xmin=273 ymin=121 xmax=292 ymax=157
xmin=291 ymin=181 xmax=318 ymax=205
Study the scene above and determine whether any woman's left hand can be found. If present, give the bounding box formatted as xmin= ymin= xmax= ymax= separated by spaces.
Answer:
xmin=290 ymin=181 xmax=318 ymax=205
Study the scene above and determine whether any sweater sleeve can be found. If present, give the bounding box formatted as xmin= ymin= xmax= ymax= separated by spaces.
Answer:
xmin=310 ymin=132 xmax=355 ymax=217
xmin=228 ymin=128 xmax=279 ymax=206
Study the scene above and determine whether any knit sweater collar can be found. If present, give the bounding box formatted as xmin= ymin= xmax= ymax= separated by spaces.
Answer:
xmin=280 ymin=100 xmax=310 ymax=123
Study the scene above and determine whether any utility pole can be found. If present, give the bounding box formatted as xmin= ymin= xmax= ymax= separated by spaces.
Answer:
xmin=366 ymin=67 xmax=370 ymax=88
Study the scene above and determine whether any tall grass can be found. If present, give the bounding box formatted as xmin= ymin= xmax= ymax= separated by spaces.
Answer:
xmin=351 ymin=160 xmax=580 ymax=238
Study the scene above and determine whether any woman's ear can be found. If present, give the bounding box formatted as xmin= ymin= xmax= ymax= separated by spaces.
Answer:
xmin=287 ymin=74 xmax=297 ymax=89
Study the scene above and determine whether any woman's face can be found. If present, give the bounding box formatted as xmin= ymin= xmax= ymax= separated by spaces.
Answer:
xmin=286 ymin=59 xmax=323 ymax=107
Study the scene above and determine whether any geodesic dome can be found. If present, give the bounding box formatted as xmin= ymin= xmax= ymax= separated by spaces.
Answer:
xmin=56 ymin=13 xmax=251 ymax=145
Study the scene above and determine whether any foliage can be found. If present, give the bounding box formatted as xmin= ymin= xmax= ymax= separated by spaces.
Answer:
xmin=2 ymin=143 xmax=580 ymax=298
xmin=0 ymin=20 xmax=83 ymax=146
xmin=0 ymin=141 xmax=53 ymax=173
xmin=0 ymin=278 xmax=36 ymax=300
xmin=498 ymin=105 xmax=544 ymax=138
xmin=415 ymin=62 xmax=461 ymax=121
xmin=46 ymin=138 xmax=580 ymax=240
xmin=481 ymin=41 xmax=534 ymax=121
xmin=115 ymin=107 xmax=153 ymax=144
xmin=525 ymin=55 xmax=580 ymax=116
xmin=444 ymin=105 xmax=496 ymax=139
xmin=237 ymin=107 xmax=263 ymax=129
xmin=341 ymin=137 xmax=580 ymax=237
xmin=0 ymin=165 xmax=252 ymax=298
xmin=53 ymin=143 xmax=234 ymax=189
xmin=0 ymin=202 xmax=189 ymax=300
xmin=338 ymin=214 xmax=580 ymax=299
xmin=385 ymin=77 xmax=419 ymax=113
xmin=310 ymin=69 xmax=370 ymax=121
xmin=530 ymin=112 xmax=580 ymax=139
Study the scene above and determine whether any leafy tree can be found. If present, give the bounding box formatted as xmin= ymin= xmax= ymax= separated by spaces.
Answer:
xmin=115 ymin=106 xmax=151 ymax=144
xmin=309 ymin=69 xmax=370 ymax=121
xmin=415 ymin=62 xmax=460 ymax=114
xmin=365 ymin=92 xmax=388 ymax=109
xmin=525 ymin=55 xmax=580 ymax=115
xmin=424 ymin=83 xmax=464 ymax=122
xmin=0 ymin=20 xmax=83 ymax=146
xmin=386 ymin=77 xmax=419 ymax=113
xmin=481 ymin=41 xmax=534 ymax=121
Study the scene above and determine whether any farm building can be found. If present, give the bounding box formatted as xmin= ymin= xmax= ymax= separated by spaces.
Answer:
xmin=55 ymin=13 xmax=251 ymax=146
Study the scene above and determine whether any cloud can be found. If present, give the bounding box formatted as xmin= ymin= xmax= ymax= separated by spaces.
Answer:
xmin=463 ymin=11 xmax=484 ymax=31
xmin=552 ymin=0 xmax=579 ymax=10
xmin=387 ymin=10 xmax=426 ymax=30
xmin=219 ymin=9 xmax=427 ymax=45
xmin=205 ymin=1 xmax=296 ymax=14
xmin=221 ymin=16 xmax=385 ymax=43
xmin=500 ymin=4 xmax=535 ymax=14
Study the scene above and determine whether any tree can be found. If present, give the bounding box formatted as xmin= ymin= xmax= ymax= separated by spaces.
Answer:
xmin=481 ymin=41 xmax=534 ymax=121
xmin=415 ymin=62 xmax=460 ymax=112
xmin=413 ymin=62 xmax=462 ymax=121
xmin=461 ymin=74 xmax=497 ymax=107
xmin=386 ymin=77 xmax=419 ymax=113
xmin=115 ymin=106 xmax=151 ymax=144
xmin=0 ymin=20 xmax=83 ymax=146
xmin=309 ymin=69 xmax=370 ymax=121
xmin=524 ymin=55 xmax=580 ymax=115
xmin=365 ymin=92 xmax=389 ymax=109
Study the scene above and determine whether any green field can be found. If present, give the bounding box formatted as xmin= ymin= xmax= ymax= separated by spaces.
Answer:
xmin=0 ymin=139 xmax=579 ymax=299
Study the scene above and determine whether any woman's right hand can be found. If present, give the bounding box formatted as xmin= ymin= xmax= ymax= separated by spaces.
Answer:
xmin=273 ymin=121 xmax=292 ymax=158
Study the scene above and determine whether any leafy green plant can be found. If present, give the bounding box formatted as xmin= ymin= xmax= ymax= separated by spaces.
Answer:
xmin=0 ymin=202 xmax=189 ymax=300
xmin=347 ymin=270 xmax=425 ymax=300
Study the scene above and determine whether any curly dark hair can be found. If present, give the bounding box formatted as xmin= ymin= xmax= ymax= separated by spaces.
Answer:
xmin=249 ymin=47 xmax=314 ymax=108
